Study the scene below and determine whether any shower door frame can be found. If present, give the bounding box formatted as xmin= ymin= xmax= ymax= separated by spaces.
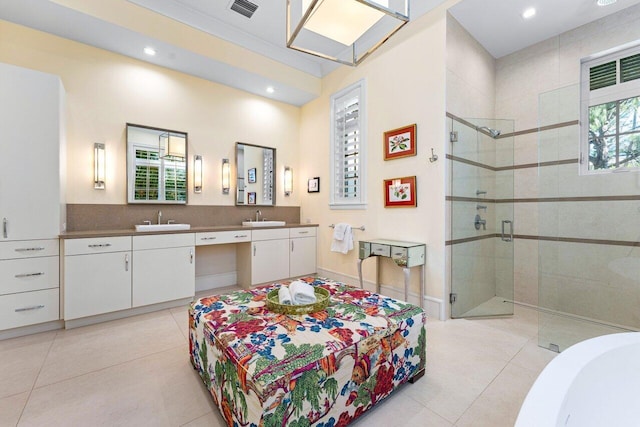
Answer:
xmin=448 ymin=114 xmax=515 ymax=319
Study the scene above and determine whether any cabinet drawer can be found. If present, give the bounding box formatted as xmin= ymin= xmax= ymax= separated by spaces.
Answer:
xmin=252 ymin=228 xmax=289 ymax=241
xmin=0 ymin=288 xmax=59 ymax=330
xmin=133 ymin=233 xmax=195 ymax=251
xmin=64 ymin=236 xmax=131 ymax=256
xmin=0 ymin=256 xmax=59 ymax=295
xmin=0 ymin=239 xmax=59 ymax=260
xmin=196 ymin=230 xmax=251 ymax=246
xmin=289 ymin=227 xmax=316 ymax=238
xmin=371 ymin=243 xmax=391 ymax=257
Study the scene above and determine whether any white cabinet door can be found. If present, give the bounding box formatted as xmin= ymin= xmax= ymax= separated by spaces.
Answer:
xmin=132 ymin=247 xmax=195 ymax=307
xmin=290 ymin=237 xmax=317 ymax=278
xmin=0 ymin=63 xmax=62 ymax=240
xmin=64 ymin=252 xmax=132 ymax=320
xmin=252 ymin=239 xmax=289 ymax=285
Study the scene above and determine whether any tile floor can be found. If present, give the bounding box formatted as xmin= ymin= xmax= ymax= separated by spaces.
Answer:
xmin=0 ymin=289 xmax=556 ymax=427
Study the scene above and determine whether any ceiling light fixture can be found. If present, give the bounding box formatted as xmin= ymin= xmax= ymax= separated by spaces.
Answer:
xmin=522 ymin=7 xmax=536 ymax=19
xmin=596 ymin=0 xmax=617 ymax=5
xmin=143 ymin=47 xmax=156 ymax=56
xmin=286 ymin=0 xmax=409 ymax=67
xmin=266 ymin=86 xmax=275 ymax=93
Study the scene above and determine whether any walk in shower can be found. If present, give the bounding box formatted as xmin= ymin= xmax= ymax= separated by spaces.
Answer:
xmin=447 ymin=115 xmax=515 ymax=318
xmin=537 ymin=84 xmax=640 ymax=352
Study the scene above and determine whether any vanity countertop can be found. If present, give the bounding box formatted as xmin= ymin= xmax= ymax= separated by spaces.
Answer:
xmin=59 ymin=223 xmax=319 ymax=239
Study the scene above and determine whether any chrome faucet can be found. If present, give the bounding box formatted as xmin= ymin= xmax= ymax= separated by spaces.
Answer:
xmin=157 ymin=210 xmax=162 ymax=224
xmin=255 ymin=210 xmax=262 ymax=222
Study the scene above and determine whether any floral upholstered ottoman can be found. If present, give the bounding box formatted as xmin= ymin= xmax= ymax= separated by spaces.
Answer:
xmin=189 ymin=277 xmax=426 ymax=426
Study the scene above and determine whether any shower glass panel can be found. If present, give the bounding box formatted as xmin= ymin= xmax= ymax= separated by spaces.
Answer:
xmin=449 ymin=117 xmax=515 ymax=318
xmin=537 ymin=84 xmax=640 ymax=352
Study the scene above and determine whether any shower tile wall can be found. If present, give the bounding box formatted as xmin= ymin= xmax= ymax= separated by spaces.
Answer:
xmin=494 ymin=4 xmax=640 ymax=336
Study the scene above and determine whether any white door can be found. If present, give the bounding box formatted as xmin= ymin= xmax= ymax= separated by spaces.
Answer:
xmin=132 ymin=247 xmax=195 ymax=307
xmin=289 ymin=237 xmax=317 ymax=278
xmin=0 ymin=63 xmax=61 ymax=240
xmin=252 ymin=239 xmax=289 ymax=285
xmin=64 ymin=252 xmax=132 ymax=320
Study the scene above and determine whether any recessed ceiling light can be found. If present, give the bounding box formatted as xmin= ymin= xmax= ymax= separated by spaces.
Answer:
xmin=266 ymin=86 xmax=275 ymax=94
xmin=522 ymin=7 xmax=536 ymax=19
xmin=143 ymin=47 xmax=156 ymax=56
xmin=597 ymin=0 xmax=617 ymax=5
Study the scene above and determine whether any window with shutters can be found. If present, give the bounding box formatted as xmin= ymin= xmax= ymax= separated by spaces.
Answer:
xmin=133 ymin=145 xmax=186 ymax=202
xmin=581 ymin=45 xmax=640 ymax=173
xmin=330 ymin=80 xmax=367 ymax=209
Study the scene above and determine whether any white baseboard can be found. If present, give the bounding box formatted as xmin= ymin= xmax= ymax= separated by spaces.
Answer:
xmin=0 ymin=320 xmax=64 ymax=341
xmin=64 ymin=297 xmax=192 ymax=329
xmin=316 ymin=267 xmax=445 ymax=320
xmin=195 ymin=272 xmax=237 ymax=292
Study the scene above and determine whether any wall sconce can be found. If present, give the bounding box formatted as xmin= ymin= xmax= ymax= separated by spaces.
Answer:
xmin=284 ymin=166 xmax=293 ymax=196
xmin=222 ymin=158 xmax=230 ymax=194
xmin=286 ymin=0 xmax=409 ymax=66
xmin=94 ymin=142 xmax=105 ymax=190
xmin=194 ymin=155 xmax=203 ymax=193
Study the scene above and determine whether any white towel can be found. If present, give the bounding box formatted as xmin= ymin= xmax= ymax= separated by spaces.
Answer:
xmin=330 ymin=223 xmax=354 ymax=254
xmin=289 ymin=280 xmax=316 ymax=305
xmin=278 ymin=286 xmax=293 ymax=305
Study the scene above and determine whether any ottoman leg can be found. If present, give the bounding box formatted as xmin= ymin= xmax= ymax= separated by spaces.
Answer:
xmin=409 ymin=368 xmax=425 ymax=384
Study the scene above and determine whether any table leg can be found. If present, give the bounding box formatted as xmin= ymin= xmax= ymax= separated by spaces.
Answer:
xmin=357 ymin=258 xmax=364 ymax=289
xmin=376 ymin=256 xmax=381 ymax=294
xmin=402 ymin=267 xmax=411 ymax=305
xmin=420 ymin=264 xmax=425 ymax=310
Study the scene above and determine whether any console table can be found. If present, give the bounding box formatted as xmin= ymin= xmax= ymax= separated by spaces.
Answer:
xmin=357 ymin=239 xmax=426 ymax=309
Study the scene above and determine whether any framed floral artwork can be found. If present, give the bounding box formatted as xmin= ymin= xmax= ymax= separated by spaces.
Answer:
xmin=384 ymin=176 xmax=417 ymax=208
xmin=384 ymin=124 xmax=416 ymax=160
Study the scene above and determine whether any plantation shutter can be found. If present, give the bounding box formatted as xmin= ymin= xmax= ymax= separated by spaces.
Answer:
xmin=620 ymin=53 xmax=640 ymax=83
xmin=330 ymin=80 xmax=366 ymax=209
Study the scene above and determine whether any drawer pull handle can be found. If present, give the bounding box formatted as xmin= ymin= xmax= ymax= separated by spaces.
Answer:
xmin=88 ymin=243 xmax=112 ymax=248
xmin=190 ymin=249 xmax=194 ymax=264
xmin=15 ymin=272 xmax=45 ymax=278
xmin=15 ymin=247 xmax=45 ymax=252
xmin=235 ymin=234 xmax=248 ymax=238
xmin=15 ymin=305 xmax=45 ymax=312
xmin=394 ymin=252 xmax=404 ymax=256
xmin=125 ymin=254 xmax=129 ymax=272
xmin=298 ymin=231 xmax=309 ymax=234
xmin=201 ymin=237 xmax=217 ymax=240
xmin=2 ymin=218 xmax=7 ymax=238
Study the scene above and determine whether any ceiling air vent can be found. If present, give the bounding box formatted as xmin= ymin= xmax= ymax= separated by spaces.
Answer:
xmin=230 ymin=0 xmax=258 ymax=18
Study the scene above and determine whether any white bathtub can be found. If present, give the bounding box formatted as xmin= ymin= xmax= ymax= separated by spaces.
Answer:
xmin=516 ymin=332 xmax=640 ymax=427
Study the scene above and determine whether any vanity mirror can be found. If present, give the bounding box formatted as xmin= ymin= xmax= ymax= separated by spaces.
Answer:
xmin=235 ymin=142 xmax=276 ymax=206
xmin=126 ymin=123 xmax=188 ymax=204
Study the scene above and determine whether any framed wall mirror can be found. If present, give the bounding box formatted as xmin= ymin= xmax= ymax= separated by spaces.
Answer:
xmin=235 ymin=142 xmax=276 ymax=206
xmin=126 ymin=123 xmax=188 ymax=204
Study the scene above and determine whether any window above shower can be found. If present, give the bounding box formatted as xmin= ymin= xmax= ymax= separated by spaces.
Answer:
xmin=581 ymin=44 xmax=640 ymax=173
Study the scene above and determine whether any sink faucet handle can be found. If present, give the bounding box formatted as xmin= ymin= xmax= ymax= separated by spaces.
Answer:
xmin=143 ymin=220 xmax=152 ymax=225
xmin=167 ymin=219 xmax=175 ymax=224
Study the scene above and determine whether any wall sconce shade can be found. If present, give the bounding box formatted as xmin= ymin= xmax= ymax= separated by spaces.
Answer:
xmin=94 ymin=142 xmax=105 ymax=190
xmin=286 ymin=0 xmax=409 ymax=66
xmin=194 ymin=155 xmax=203 ymax=193
xmin=222 ymin=158 xmax=230 ymax=194
xmin=159 ymin=132 xmax=186 ymax=159
xmin=284 ymin=166 xmax=293 ymax=196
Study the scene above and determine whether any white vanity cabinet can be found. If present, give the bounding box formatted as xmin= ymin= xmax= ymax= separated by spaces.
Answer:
xmin=132 ymin=234 xmax=195 ymax=307
xmin=0 ymin=63 xmax=64 ymax=332
xmin=289 ymin=227 xmax=317 ymax=278
xmin=0 ymin=240 xmax=60 ymax=330
xmin=238 ymin=228 xmax=290 ymax=287
xmin=62 ymin=237 xmax=132 ymax=320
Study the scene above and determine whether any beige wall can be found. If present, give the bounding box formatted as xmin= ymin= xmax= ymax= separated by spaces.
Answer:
xmin=0 ymin=20 xmax=301 ymax=207
xmin=299 ymin=1 xmax=460 ymax=315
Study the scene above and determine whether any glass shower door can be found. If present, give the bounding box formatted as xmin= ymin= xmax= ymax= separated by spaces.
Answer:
xmin=449 ymin=117 xmax=514 ymax=318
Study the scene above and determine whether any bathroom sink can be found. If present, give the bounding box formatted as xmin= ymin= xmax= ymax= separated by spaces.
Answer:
xmin=242 ymin=221 xmax=286 ymax=227
xmin=135 ymin=223 xmax=191 ymax=232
